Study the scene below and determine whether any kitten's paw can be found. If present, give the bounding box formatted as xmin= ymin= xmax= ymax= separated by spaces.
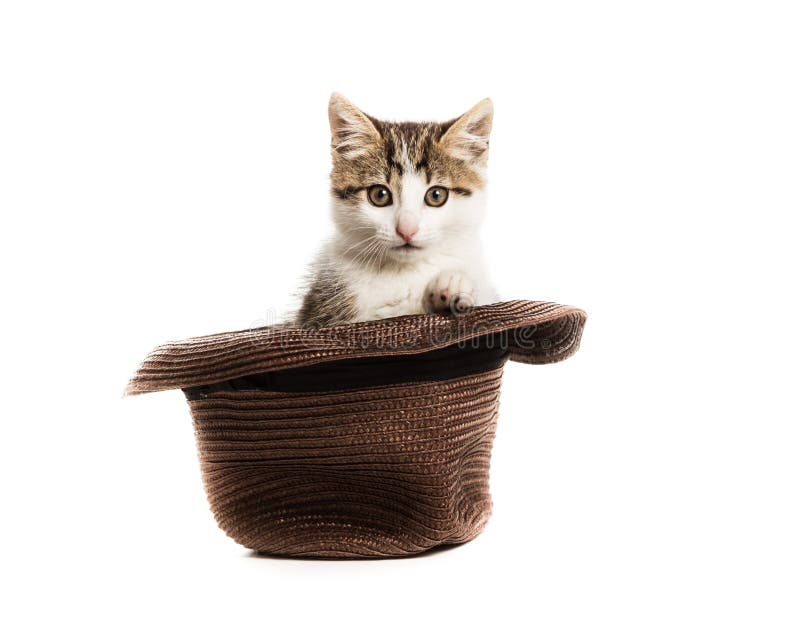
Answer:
xmin=424 ymin=271 xmax=475 ymax=314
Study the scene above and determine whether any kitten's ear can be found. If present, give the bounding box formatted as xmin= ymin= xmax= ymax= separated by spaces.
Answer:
xmin=328 ymin=93 xmax=381 ymax=159
xmin=440 ymin=98 xmax=494 ymax=162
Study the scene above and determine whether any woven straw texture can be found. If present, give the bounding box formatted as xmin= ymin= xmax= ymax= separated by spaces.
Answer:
xmin=127 ymin=301 xmax=586 ymax=558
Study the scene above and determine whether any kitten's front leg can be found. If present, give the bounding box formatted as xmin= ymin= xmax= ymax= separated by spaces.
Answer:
xmin=423 ymin=271 xmax=476 ymax=314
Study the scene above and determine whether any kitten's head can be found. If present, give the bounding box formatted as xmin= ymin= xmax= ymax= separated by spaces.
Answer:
xmin=327 ymin=93 xmax=493 ymax=266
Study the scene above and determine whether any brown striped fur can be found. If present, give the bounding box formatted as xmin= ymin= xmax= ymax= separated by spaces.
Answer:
xmin=328 ymin=95 xmax=490 ymax=205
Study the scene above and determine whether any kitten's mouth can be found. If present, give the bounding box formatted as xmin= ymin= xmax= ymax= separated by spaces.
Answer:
xmin=393 ymin=243 xmax=421 ymax=251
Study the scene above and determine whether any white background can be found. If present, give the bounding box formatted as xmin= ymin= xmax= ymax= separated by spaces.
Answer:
xmin=2 ymin=1 xmax=798 ymax=638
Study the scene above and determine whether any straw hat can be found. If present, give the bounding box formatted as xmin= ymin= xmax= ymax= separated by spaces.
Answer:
xmin=127 ymin=301 xmax=586 ymax=558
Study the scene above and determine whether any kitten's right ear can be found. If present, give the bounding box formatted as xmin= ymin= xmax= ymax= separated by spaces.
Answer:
xmin=440 ymin=98 xmax=494 ymax=163
xmin=328 ymin=93 xmax=381 ymax=160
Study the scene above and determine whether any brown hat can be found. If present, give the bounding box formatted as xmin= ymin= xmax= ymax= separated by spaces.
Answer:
xmin=127 ymin=300 xmax=586 ymax=558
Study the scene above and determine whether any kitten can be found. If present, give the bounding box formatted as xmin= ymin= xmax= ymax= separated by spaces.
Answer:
xmin=296 ymin=93 xmax=498 ymax=326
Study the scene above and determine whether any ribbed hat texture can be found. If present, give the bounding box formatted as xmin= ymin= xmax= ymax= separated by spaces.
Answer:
xmin=128 ymin=301 xmax=586 ymax=557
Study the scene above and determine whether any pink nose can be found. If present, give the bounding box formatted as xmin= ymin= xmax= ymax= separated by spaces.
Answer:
xmin=396 ymin=222 xmax=418 ymax=243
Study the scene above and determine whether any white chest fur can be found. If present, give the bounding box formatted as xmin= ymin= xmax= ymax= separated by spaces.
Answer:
xmin=340 ymin=248 xmax=496 ymax=321
xmin=352 ymin=260 xmax=442 ymax=320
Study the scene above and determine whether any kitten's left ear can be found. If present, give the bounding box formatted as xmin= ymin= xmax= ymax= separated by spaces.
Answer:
xmin=328 ymin=92 xmax=382 ymax=160
xmin=440 ymin=98 xmax=494 ymax=163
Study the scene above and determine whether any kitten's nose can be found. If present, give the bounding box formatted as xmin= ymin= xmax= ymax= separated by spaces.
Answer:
xmin=396 ymin=220 xmax=419 ymax=243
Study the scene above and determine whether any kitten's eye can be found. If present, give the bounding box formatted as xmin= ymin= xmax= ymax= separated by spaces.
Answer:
xmin=367 ymin=185 xmax=392 ymax=207
xmin=424 ymin=186 xmax=449 ymax=207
